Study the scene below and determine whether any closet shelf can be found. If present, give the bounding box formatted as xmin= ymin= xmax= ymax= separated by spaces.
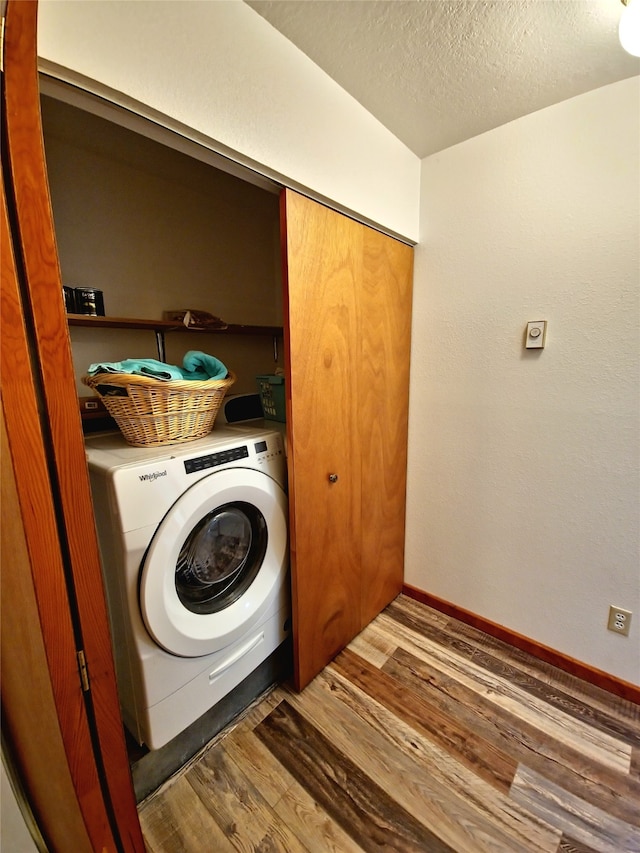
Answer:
xmin=67 ymin=314 xmax=283 ymax=362
xmin=67 ymin=314 xmax=283 ymax=336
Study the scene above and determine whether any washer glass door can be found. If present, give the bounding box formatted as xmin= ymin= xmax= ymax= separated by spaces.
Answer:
xmin=175 ymin=501 xmax=267 ymax=614
xmin=140 ymin=467 xmax=288 ymax=657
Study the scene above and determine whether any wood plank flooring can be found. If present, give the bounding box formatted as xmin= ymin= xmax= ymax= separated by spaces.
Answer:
xmin=139 ymin=595 xmax=640 ymax=852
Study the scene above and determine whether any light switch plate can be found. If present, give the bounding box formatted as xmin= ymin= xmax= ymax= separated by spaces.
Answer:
xmin=525 ymin=321 xmax=547 ymax=349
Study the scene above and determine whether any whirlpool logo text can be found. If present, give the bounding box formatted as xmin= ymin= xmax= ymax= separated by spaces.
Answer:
xmin=139 ymin=470 xmax=168 ymax=482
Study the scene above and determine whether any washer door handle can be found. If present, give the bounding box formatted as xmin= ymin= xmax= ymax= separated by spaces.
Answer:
xmin=209 ymin=632 xmax=265 ymax=683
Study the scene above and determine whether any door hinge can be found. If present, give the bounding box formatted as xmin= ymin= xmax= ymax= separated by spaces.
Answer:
xmin=77 ymin=649 xmax=90 ymax=692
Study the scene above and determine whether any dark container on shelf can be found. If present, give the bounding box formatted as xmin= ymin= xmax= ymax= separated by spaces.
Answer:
xmin=62 ymin=286 xmax=76 ymax=313
xmin=74 ymin=287 xmax=105 ymax=316
xmin=256 ymin=374 xmax=286 ymax=422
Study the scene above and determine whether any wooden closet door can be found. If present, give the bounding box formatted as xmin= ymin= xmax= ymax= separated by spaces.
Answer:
xmin=2 ymin=171 xmax=95 ymax=853
xmin=359 ymin=225 xmax=413 ymax=627
xmin=281 ymin=190 xmax=413 ymax=691
xmin=2 ymin=2 xmax=145 ymax=849
xmin=281 ymin=191 xmax=364 ymax=691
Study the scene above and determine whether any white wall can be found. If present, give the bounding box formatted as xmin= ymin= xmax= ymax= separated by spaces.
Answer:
xmin=406 ymin=77 xmax=640 ymax=684
xmin=37 ymin=0 xmax=420 ymax=243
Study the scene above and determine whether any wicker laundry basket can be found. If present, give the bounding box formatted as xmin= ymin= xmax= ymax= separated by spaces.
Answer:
xmin=82 ymin=371 xmax=235 ymax=447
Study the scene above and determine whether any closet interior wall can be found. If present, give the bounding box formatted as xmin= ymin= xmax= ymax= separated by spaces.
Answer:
xmin=40 ymin=93 xmax=284 ymax=396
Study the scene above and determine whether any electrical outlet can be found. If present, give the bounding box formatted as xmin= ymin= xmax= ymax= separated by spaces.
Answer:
xmin=607 ymin=606 xmax=632 ymax=636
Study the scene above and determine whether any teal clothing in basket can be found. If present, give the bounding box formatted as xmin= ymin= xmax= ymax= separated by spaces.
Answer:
xmin=181 ymin=351 xmax=228 ymax=381
xmin=88 ymin=351 xmax=227 ymax=382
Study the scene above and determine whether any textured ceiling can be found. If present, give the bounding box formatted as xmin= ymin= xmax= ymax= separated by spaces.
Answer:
xmin=245 ymin=0 xmax=640 ymax=158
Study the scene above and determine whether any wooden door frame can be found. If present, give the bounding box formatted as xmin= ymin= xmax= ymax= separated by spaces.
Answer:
xmin=1 ymin=1 xmax=144 ymax=849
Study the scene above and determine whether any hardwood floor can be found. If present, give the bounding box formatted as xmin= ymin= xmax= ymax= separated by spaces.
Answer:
xmin=138 ymin=595 xmax=640 ymax=852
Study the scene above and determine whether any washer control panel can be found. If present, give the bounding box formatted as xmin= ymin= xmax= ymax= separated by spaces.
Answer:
xmin=184 ymin=445 xmax=249 ymax=474
xmin=254 ymin=437 xmax=284 ymax=463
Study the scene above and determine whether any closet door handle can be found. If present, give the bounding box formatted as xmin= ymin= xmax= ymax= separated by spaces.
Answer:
xmin=328 ymin=473 xmax=339 ymax=483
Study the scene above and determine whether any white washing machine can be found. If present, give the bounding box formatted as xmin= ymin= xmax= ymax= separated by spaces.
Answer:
xmin=85 ymin=423 xmax=290 ymax=750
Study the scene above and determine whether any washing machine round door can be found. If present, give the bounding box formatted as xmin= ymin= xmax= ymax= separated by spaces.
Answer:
xmin=140 ymin=467 xmax=288 ymax=657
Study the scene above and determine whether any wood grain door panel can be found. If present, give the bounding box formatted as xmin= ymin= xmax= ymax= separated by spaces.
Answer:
xmin=2 ymin=1 xmax=145 ymax=849
xmin=282 ymin=190 xmax=413 ymax=691
xmin=282 ymin=192 xmax=363 ymax=690
xmin=1 ymin=173 xmax=97 ymax=853
xmin=359 ymin=227 xmax=413 ymax=627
